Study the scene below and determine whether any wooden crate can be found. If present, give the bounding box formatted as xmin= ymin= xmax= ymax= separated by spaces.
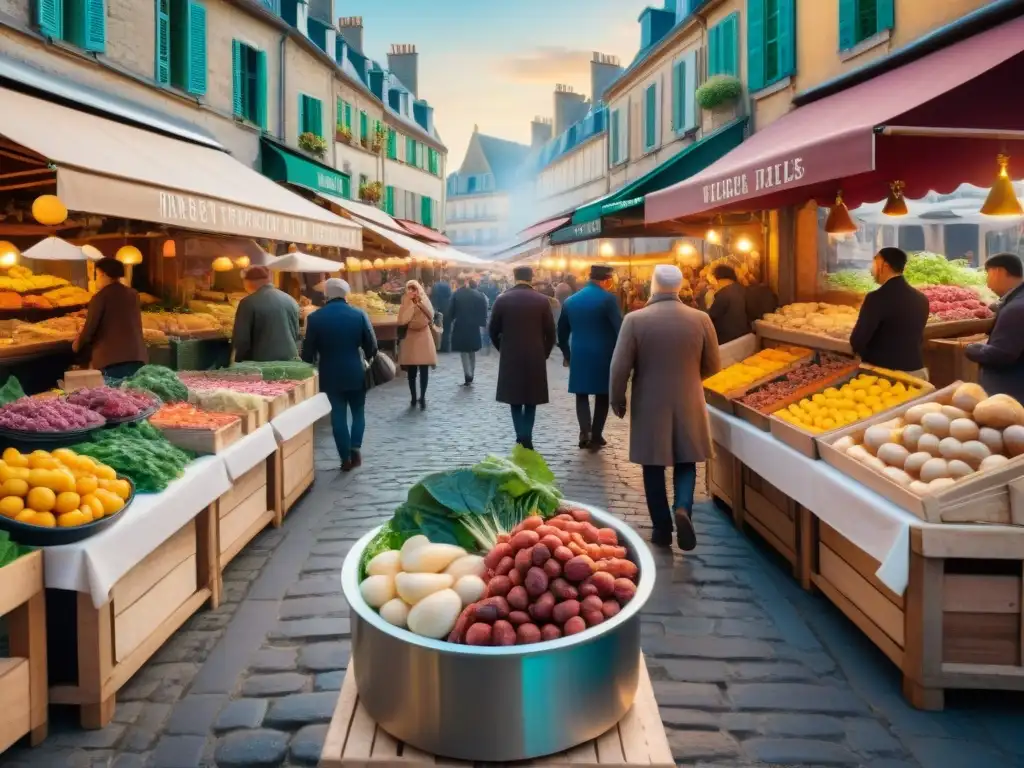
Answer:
xmin=733 ymin=361 xmax=861 ymax=432
xmin=741 ymin=467 xmax=813 ymax=587
xmin=818 ymin=383 xmax=1024 ymax=525
xmin=707 ymin=441 xmax=742 ymax=526
xmin=0 ymin=551 xmax=47 ymax=751
xmin=770 ymin=364 xmax=935 ymax=459
xmin=232 ymin=403 xmax=268 ymax=435
xmin=924 ymin=335 xmax=984 ymax=391
xmin=754 ymin=321 xmax=854 ymax=355
xmin=703 ymin=348 xmax=815 ymax=415
xmin=216 ymin=462 xmax=273 ymax=572
xmin=48 ymin=513 xmax=218 ymax=729
xmin=271 ymin=425 xmax=315 ymax=526
xmin=922 ymin=317 xmax=994 ymax=340
xmin=156 ymin=418 xmax=243 ymax=455
xmin=267 ymin=393 xmax=291 ymax=420
xmin=320 ymin=656 xmax=674 ymax=768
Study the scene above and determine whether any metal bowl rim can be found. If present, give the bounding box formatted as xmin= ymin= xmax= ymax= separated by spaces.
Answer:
xmin=341 ymin=500 xmax=655 ymax=656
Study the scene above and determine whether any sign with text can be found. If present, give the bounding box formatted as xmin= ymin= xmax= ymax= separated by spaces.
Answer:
xmin=549 ymin=218 xmax=602 ymax=245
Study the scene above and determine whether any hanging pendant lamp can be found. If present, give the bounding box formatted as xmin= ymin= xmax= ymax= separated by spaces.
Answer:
xmin=980 ymin=154 xmax=1024 ymax=217
xmin=882 ymin=181 xmax=908 ymax=217
xmin=824 ymin=191 xmax=858 ymax=235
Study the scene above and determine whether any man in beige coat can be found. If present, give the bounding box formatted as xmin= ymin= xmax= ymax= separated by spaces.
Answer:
xmin=610 ymin=264 xmax=721 ymax=550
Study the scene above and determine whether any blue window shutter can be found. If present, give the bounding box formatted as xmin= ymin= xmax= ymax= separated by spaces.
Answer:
xmin=184 ymin=1 xmax=206 ymax=95
xmin=37 ymin=0 xmax=63 ymax=38
xmin=724 ymin=13 xmax=739 ymax=76
xmin=838 ymin=0 xmax=856 ymax=50
xmin=876 ymin=0 xmax=894 ymax=32
xmin=778 ymin=0 xmax=796 ymax=79
xmin=747 ymin=0 xmax=765 ymax=91
xmin=683 ymin=50 xmax=697 ymax=131
xmin=155 ymin=0 xmax=170 ymax=84
xmin=609 ymin=109 xmax=619 ymax=164
xmin=255 ymin=50 xmax=268 ymax=129
xmin=298 ymin=94 xmax=306 ymax=135
xmin=231 ymin=40 xmax=243 ymax=116
xmin=82 ymin=0 xmax=106 ymax=52
xmin=708 ymin=23 xmax=721 ymax=75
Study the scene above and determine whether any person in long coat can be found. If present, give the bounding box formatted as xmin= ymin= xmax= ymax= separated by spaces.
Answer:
xmin=706 ymin=265 xmax=750 ymax=345
xmin=397 ymin=280 xmax=437 ymax=409
xmin=232 ymin=266 xmax=300 ymax=362
xmin=966 ymin=253 xmax=1024 ymax=402
xmin=557 ymin=264 xmax=622 ymax=450
xmin=610 ymin=264 xmax=721 ymax=551
xmin=448 ymin=277 xmax=489 ymax=386
xmin=489 ymin=265 xmax=556 ymax=450
xmin=430 ymin=278 xmax=453 ymax=352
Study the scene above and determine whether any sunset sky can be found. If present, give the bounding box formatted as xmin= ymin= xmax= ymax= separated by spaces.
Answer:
xmin=335 ymin=0 xmax=651 ymax=166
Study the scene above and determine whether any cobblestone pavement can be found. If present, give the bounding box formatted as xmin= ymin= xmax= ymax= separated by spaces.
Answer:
xmin=4 ymin=352 xmax=1024 ymax=768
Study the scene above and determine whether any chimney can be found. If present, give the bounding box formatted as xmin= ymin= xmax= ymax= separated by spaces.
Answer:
xmin=337 ymin=16 xmax=363 ymax=54
xmin=387 ymin=43 xmax=419 ymax=99
xmin=530 ymin=116 xmax=553 ymax=148
xmin=553 ymin=84 xmax=588 ymax=136
xmin=590 ymin=53 xmax=623 ymax=104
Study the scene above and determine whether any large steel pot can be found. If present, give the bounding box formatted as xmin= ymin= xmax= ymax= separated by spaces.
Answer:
xmin=340 ymin=501 xmax=656 ymax=762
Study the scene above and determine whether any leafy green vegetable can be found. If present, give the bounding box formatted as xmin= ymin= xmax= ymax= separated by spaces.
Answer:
xmin=122 ymin=365 xmax=188 ymax=404
xmin=0 ymin=531 xmax=30 ymax=568
xmin=358 ymin=521 xmax=407 ymax=581
xmin=825 ymin=270 xmax=876 ymax=294
xmin=0 ymin=376 xmax=25 ymax=406
xmin=231 ymin=361 xmax=315 ymax=381
xmin=72 ymin=421 xmax=194 ymax=492
xmin=904 ymin=252 xmax=987 ymax=288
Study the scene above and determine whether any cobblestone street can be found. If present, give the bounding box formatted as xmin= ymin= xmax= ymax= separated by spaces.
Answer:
xmin=4 ymin=352 xmax=1024 ymax=768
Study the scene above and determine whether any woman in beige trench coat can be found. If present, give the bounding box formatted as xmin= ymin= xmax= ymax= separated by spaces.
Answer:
xmin=610 ymin=264 xmax=721 ymax=551
xmin=397 ymin=280 xmax=437 ymax=409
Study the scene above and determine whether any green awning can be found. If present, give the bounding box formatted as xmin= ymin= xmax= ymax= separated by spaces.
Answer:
xmin=571 ymin=118 xmax=748 ymax=225
xmin=260 ymin=139 xmax=351 ymax=199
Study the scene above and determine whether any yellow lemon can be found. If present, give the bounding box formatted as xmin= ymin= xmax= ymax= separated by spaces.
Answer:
xmin=1 ymin=479 xmax=28 ymax=497
xmin=33 ymin=511 xmax=56 ymax=528
xmin=95 ymin=489 xmax=124 ymax=515
xmin=54 ymin=492 xmax=81 ymax=516
xmin=81 ymin=494 xmax=104 ymax=520
xmin=1 ymin=448 xmax=27 ymax=468
xmin=821 ymin=418 xmax=836 ymax=430
xmin=14 ymin=508 xmax=35 ymax=523
xmin=75 ymin=476 xmax=99 ymax=496
xmin=0 ymin=465 xmax=15 ymax=483
xmin=0 ymin=496 xmax=24 ymax=517
xmin=27 ymin=450 xmax=56 ymax=470
xmin=51 ymin=448 xmax=77 ymax=465
xmin=110 ymin=479 xmax=131 ymax=500
xmin=94 ymin=464 xmax=116 ymax=481
xmin=26 ymin=486 xmax=56 ymax=512
xmin=57 ymin=510 xmax=88 ymax=528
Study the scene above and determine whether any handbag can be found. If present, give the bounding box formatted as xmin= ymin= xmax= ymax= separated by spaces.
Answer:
xmin=430 ymin=310 xmax=443 ymax=351
xmin=364 ymin=352 xmax=396 ymax=390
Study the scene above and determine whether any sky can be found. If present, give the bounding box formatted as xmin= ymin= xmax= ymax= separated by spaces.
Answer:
xmin=333 ymin=0 xmax=651 ymax=166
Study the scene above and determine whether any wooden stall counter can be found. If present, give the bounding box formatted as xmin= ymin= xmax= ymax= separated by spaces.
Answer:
xmin=271 ymin=425 xmax=315 ymax=525
xmin=0 ymin=551 xmax=47 ymax=752
xmin=321 ymin=656 xmax=675 ymax=768
xmin=216 ymin=462 xmax=273 ymax=574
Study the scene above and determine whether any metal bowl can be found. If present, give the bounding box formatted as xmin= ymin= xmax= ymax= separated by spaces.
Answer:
xmin=340 ymin=501 xmax=656 ymax=762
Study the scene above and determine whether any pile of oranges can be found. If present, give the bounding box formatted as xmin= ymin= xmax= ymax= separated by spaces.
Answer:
xmin=0 ymin=447 xmax=130 ymax=528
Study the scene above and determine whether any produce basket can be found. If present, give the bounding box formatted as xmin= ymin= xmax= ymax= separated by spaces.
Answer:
xmin=0 ymin=423 xmax=104 ymax=453
xmin=0 ymin=477 xmax=135 ymax=546
xmin=340 ymin=501 xmax=655 ymax=763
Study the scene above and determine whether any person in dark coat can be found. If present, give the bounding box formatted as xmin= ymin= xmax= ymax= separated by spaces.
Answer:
xmin=448 ymin=277 xmax=489 ymax=386
xmin=430 ymin=279 xmax=453 ymax=352
xmin=706 ymin=265 xmax=750 ymax=345
xmin=557 ymin=264 xmax=622 ymax=450
xmin=554 ymin=274 xmax=577 ymax=305
xmin=966 ymin=253 xmax=1024 ymax=402
xmin=745 ymin=282 xmax=779 ymax=325
xmin=73 ymin=257 xmax=147 ymax=379
xmin=302 ymin=279 xmax=378 ymax=472
xmin=850 ymin=247 xmax=930 ymax=376
xmin=489 ymin=266 xmax=556 ymax=450
xmin=232 ymin=266 xmax=300 ymax=362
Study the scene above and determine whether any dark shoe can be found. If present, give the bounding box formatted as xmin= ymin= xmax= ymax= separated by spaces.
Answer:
xmin=341 ymin=459 xmax=354 ymax=472
xmin=410 ymin=396 xmax=417 ymax=407
xmin=350 ymin=450 xmax=362 ymax=469
xmin=419 ymin=398 xmax=426 ymax=410
xmin=578 ymin=432 xmax=590 ymax=449
xmin=522 ymin=439 xmax=535 ymax=451
xmin=589 ymin=436 xmax=607 ymax=451
xmin=674 ymin=508 xmax=697 ymax=551
xmin=650 ymin=528 xmax=673 ymax=548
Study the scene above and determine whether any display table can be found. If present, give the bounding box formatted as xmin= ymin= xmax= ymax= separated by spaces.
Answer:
xmin=707 ymin=406 xmax=1024 ymax=708
xmin=269 ymin=392 xmax=330 ymax=523
xmin=0 ymin=551 xmax=47 ymax=751
xmin=321 ymin=656 xmax=674 ymax=768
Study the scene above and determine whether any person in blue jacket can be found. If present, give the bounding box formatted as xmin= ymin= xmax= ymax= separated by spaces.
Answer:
xmin=302 ymin=278 xmax=378 ymax=472
xmin=557 ymin=264 xmax=622 ymax=450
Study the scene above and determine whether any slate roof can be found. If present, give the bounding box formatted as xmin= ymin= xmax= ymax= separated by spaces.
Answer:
xmin=476 ymin=134 xmax=531 ymax=190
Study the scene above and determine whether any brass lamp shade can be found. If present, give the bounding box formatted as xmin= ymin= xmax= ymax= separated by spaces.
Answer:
xmin=980 ymin=155 xmax=1024 ymax=217
xmin=882 ymin=181 xmax=908 ymax=217
xmin=115 ymin=245 xmax=143 ymax=265
xmin=162 ymin=239 xmax=177 ymax=257
xmin=824 ymin=192 xmax=858 ymax=235
xmin=212 ymin=256 xmax=234 ymax=272
xmin=233 ymin=255 xmax=251 ymax=268
xmin=32 ymin=195 xmax=68 ymax=226
xmin=0 ymin=241 xmax=20 ymax=268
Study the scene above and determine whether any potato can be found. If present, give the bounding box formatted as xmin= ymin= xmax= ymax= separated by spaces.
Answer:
xmin=445 ymin=555 xmax=486 ymax=580
xmin=401 ymin=543 xmax=466 ymax=574
xmin=522 ymin=516 xmax=543 ymax=530
xmin=516 ymin=623 xmax=542 ymax=644
xmin=928 ymin=477 xmax=957 ymax=493
xmin=496 ymin=556 xmax=515 ymax=576
xmin=941 ymin=405 xmax=969 ymax=421
xmin=448 ymin=605 xmax=476 ymax=643
xmin=465 ymin=623 xmax=492 ymax=646
xmin=395 ymin=572 xmax=454 ymax=605
xmin=455 ymin=575 xmax=487 ymax=605
xmin=909 ymin=480 xmax=932 ymax=496
xmin=921 ymin=413 xmax=951 ymax=438
xmin=492 ymin=620 xmax=517 ymax=646
xmin=978 ymin=427 xmax=1005 ymax=455
xmin=529 ymin=592 xmax=555 ymax=622
xmin=589 ymin=571 xmax=616 ymax=598
xmin=899 ymin=425 xmax=924 ymax=452
xmin=974 ymin=395 xmax=1024 ymax=429
xmin=578 ymin=579 xmax=599 ymax=598
xmin=407 ymin=589 xmax=462 ymax=639
xmin=602 ymin=599 xmax=622 ymax=619
xmin=569 ymin=508 xmax=591 ymax=522
xmin=542 ymin=558 xmax=562 ymax=579
xmin=863 ymin=425 xmax=894 ymax=454
xmin=552 ymin=599 xmax=581 ymax=625
xmin=538 ymin=534 xmax=563 ymax=553
xmin=508 ymin=610 xmax=531 ymax=626
xmin=550 ymin=578 xmax=578 ymax=602
xmin=905 ymin=402 xmax=942 ymax=424
xmin=510 ymin=530 xmax=540 ymax=551
xmin=613 ymin=578 xmax=637 ymax=603
xmin=524 ymin=567 xmax=550 ymax=597
xmin=367 ymin=550 xmax=402 ymax=578
xmin=1003 ymin=425 xmax=1024 ymax=457
xmin=881 ymin=467 xmax=913 ymax=488
xmin=553 ymin=545 xmax=574 ymax=563
xmin=580 ymin=523 xmax=601 ymax=543
xmin=917 ymin=433 xmax=942 ymax=456
xmin=564 ymin=555 xmax=596 ymax=582
xmin=919 ymin=458 xmax=949 ymax=484
xmin=379 ymin=598 xmax=409 ymax=628
xmin=486 ymin=575 xmax=512 ymax=598
xmin=948 ymin=419 xmax=979 ymax=443
xmin=938 ymin=437 xmax=964 ymax=461
xmin=563 ymin=616 xmax=587 ymax=635
xmin=581 ymin=595 xmax=604 ymax=614
xmin=540 ymin=624 xmax=562 ymax=642
xmin=400 ymin=535 xmax=430 ymax=560
xmin=863 ymin=455 xmax=887 ymax=473
xmin=951 ymin=382 xmax=987 ymax=413
xmin=484 ymin=543 xmax=512 ymax=570
xmin=507 ymin=585 xmax=529 ymax=610
xmin=508 ymin=568 xmax=523 ymax=586
xmin=846 ymin=445 xmax=871 ymax=463
xmin=877 ymin=443 xmax=910 ymax=468
xmin=960 ymin=440 xmax=992 ymax=469
xmin=360 ymin=575 xmax=395 ymax=609
xmin=583 ymin=610 xmax=605 ymax=627
xmin=531 ymin=544 xmax=552 ymax=566
xmin=904 ymin=451 xmax=931 ymax=477
xmin=980 ymin=454 xmax=1011 ymax=473
xmin=833 ymin=435 xmax=855 ymax=453
xmin=947 ymin=460 xmax=974 ymax=479
xmin=515 ymin=548 xmax=535 ymax=574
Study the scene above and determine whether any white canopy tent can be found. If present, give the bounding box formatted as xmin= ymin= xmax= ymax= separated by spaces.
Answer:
xmin=266 ymin=251 xmax=345 ymax=273
xmin=23 ymin=236 xmax=101 ymax=261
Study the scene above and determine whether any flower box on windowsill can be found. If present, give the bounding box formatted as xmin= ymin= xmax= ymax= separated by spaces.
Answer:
xmin=298 ymin=132 xmax=328 ymax=159
xmin=359 ymin=182 xmax=383 ymax=205
xmin=696 ymin=75 xmax=742 ymax=112
xmin=336 ymin=127 xmax=353 ymax=145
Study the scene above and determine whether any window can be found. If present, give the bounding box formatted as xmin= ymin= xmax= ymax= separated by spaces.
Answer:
xmin=359 ymin=110 xmax=368 ymax=146
xmin=747 ymin=0 xmax=794 ymax=91
xmin=386 ymin=128 xmax=398 ymax=160
xmin=298 ymin=94 xmax=323 ymax=138
xmin=37 ymin=0 xmax=106 ymax=52
xmin=643 ymin=83 xmax=657 ymax=151
xmin=383 ymin=185 xmax=395 ymax=215
xmin=158 ymin=0 xmax=206 ymax=94
xmin=337 ymin=98 xmax=353 ymax=132
xmin=406 ymin=136 xmax=417 ymax=165
xmin=359 ymin=174 xmax=368 ymax=188
xmin=421 ymin=196 xmax=434 ymax=228
xmin=839 ymin=0 xmax=894 ymax=51
xmin=708 ymin=13 xmax=739 ymax=77
xmin=231 ymin=40 xmax=266 ymax=128
xmin=609 ymin=109 xmax=620 ymax=165
xmin=428 ymin=147 xmax=439 ymax=175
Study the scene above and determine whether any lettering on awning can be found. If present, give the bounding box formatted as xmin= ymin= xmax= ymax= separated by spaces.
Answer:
xmin=701 ymin=157 xmax=805 ymax=205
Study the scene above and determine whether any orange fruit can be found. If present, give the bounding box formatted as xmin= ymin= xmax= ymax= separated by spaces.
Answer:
xmin=14 ymin=508 xmax=35 ymax=523
xmin=1 ymin=479 xmax=28 ymax=498
xmin=110 ymin=479 xmax=131 ymax=500
xmin=26 ymin=487 xmax=56 ymax=512
xmin=0 ymin=496 xmax=25 ymax=518
xmin=33 ymin=511 xmax=56 ymax=528
xmin=57 ymin=510 xmax=88 ymax=528
xmin=81 ymin=494 xmax=104 ymax=520
xmin=54 ymin=491 xmax=81 ymax=516
xmin=76 ymin=476 xmax=98 ymax=496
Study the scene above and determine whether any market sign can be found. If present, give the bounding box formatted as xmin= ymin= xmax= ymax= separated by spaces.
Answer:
xmin=549 ymin=218 xmax=602 ymax=245
xmin=701 ymin=157 xmax=806 ymax=206
xmin=260 ymin=139 xmax=352 ymax=199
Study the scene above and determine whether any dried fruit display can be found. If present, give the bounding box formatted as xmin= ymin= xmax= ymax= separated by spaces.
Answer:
xmin=0 ymin=398 xmax=105 ymax=432
xmin=738 ymin=354 xmax=857 ymax=412
xmin=67 ymin=387 xmax=157 ymax=420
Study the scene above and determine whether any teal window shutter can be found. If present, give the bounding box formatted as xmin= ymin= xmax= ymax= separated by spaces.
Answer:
xmin=644 ymin=83 xmax=656 ymax=150
xmin=609 ymin=109 xmax=619 ymax=164
xmin=155 ymin=0 xmax=170 ymax=85
xmin=778 ymin=0 xmax=795 ymax=80
xmin=708 ymin=22 xmax=721 ymax=76
xmin=298 ymin=94 xmax=306 ymax=134
xmin=341 ymin=176 xmax=351 ymax=199
xmin=876 ymin=0 xmax=894 ymax=32
xmin=344 ymin=103 xmax=352 ymax=131
xmin=421 ymin=196 xmax=433 ymax=228
xmin=723 ymin=13 xmax=738 ymax=76
xmin=387 ymin=129 xmax=397 ymax=159
xmin=255 ymin=50 xmax=267 ymax=129
xmin=747 ymin=0 xmax=765 ymax=92
xmin=405 ymin=136 xmax=414 ymax=163
xmin=84 ymin=0 xmax=105 ymax=52
xmin=37 ymin=0 xmax=63 ymax=38
xmin=671 ymin=60 xmax=682 ymax=131
xmin=359 ymin=111 xmax=368 ymax=142
xmin=186 ymin=1 xmax=206 ymax=95
xmin=312 ymin=98 xmax=322 ymax=137
xmin=838 ymin=0 xmax=856 ymax=50
xmin=231 ymin=40 xmax=243 ymax=117
xmin=384 ymin=186 xmax=395 ymax=214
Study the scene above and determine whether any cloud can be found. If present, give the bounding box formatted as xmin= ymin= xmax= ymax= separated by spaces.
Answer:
xmin=495 ymin=46 xmax=593 ymax=84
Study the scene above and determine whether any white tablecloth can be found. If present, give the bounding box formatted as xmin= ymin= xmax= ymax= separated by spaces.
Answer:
xmin=220 ymin=423 xmax=278 ymax=480
xmin=44 ymin=455 xmax=232 ymax=608
xmin=270 ymin=392 xmax=331 ymax=442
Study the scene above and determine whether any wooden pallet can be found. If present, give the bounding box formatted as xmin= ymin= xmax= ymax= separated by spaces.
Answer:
xmin=320 ymin=656 xmax=674 ymax=768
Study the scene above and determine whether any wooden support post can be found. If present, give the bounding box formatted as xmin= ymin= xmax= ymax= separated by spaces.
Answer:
xmin=902 ymin=528 xmax=945 ymax=711
xmin=196 ymin=505 xmax=221 ymax=610
xmin=76 ymin=593 xmax=115 ymax=729
xmin=6 ymin=578 xmax=47 ymax=744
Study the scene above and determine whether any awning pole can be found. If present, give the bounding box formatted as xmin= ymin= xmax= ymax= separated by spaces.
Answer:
xmin=878 ymin=126 xmax=1024 ymax=141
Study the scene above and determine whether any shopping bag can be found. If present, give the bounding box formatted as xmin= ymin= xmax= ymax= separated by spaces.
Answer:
xmin=430 ymin=311 xmax=443 ymax=351
xmin=364 ymin=352 xmax=397 ymax=390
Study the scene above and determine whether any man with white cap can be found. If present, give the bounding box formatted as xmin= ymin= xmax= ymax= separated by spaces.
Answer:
xmin=610 ymin=264 xmax=721 ymax=550
xmin=302 ymin=278 xmax=378 ymax=472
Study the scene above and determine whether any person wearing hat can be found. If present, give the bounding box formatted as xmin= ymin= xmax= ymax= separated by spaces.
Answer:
xmin=73 ymin=257 xmax=147 ymax=379
xmin=232 ymin=265 xmax=301 ymax=363
xmin=302 ymin=278 xmax=378 ymax=471
xmin=557 ymin=264 xmax=622 ymax=450
xmin=489 ymin=265 xmax=556 ymax=450
xmin=610 ymin=264 xmax=721 ymax=550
